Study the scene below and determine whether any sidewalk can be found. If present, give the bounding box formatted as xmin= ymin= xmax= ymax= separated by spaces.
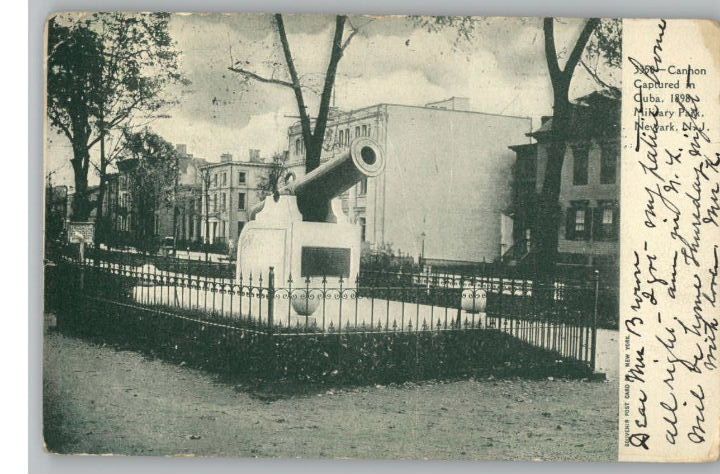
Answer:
xmin=98 ymin=244 xmax=232 ymax=263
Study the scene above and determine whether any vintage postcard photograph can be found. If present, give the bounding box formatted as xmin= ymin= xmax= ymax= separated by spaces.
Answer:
xmin=42 ymin=12 xmax=719 ymax=462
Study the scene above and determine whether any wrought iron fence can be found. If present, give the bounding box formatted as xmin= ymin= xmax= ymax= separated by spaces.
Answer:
xmin=52 ymin=248 xmax=600 ymax=371
xmin=59 ymin=245 xmax=237 ymax=279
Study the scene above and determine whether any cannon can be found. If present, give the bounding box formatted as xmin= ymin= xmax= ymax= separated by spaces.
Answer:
xmin=236 ymin=137 xmax=385 ymax=288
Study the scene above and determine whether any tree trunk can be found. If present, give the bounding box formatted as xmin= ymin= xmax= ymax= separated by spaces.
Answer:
xmin=305 ymin=15 xmax=346 ymax=173
xmin=94 ymin=131 xmax=108 ymax=245
xmin=70 ymin=144 xmax=91 ymax=221
xmin=534 ymin=90 xmax=572 ymax=281
xmin=535 ymin=18 xmax=598 ymax=283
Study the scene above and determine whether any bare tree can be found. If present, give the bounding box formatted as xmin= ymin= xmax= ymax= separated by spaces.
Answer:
xmin=534 ymin=18 xmax=622 ymax=277
xmin=228 ymin=15 xmax=481 ymax=175
xmin=228 ymin=15 xmax=362 ymax=174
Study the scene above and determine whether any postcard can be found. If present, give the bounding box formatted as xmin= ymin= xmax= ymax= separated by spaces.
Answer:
xmin=42 ymin=12 xmax=719 ymax=462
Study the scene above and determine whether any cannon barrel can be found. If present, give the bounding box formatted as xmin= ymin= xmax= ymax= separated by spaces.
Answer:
xmin=284 ymin=137 xmax=385 ymax=222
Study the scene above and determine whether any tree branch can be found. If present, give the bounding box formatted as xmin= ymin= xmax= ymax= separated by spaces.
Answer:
xmin=579 ymin=59 xmax=617 ymax=93
xmin=564 ymin=18 xmax=600 ymax=76
xmin=543 ymin=18 xmax=562 ymax=83
xmin=227 ymin=65 xmax=294 ymax=88
xmin=274 ymin=14 xmax=314 ymax=161
xmin=341 ymin=18 xmax=359 ymax=51
xmin=307 ymin=15 xmax=346 ymax=171
xmin=48 ymin=111 xmax=74 ymax=142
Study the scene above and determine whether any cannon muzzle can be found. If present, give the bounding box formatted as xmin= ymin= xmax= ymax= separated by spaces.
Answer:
xmin=284 ymin=137 xmax=385 ymax=222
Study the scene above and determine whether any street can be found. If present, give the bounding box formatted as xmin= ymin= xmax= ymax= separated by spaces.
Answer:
xmin=44 ymin=325 xmax=618 ymax=461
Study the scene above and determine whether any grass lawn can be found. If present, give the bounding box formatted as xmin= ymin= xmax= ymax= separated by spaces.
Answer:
xmin=43 ymin=329 xmax=618 ymax=461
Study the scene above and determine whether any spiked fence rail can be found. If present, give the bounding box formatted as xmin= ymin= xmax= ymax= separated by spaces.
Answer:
xmin=48 ymin=249 xmax=601 ymax=381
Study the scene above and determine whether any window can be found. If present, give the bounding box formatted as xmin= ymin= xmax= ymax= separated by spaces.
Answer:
xmin=600 ymin=142 xmax=618 ymax=184
xmin=345 ymin=129 xmax=350 ymax=145
xmin=355 ymin=126 xmax=361 ymax=138
xmin=359 ymin=217 xmax=366 ymax=242
xmin=222 ymin=172 xmax=227 ymax=186
xmin=213 ymin=173 xmax=218 ymax=187
xmin=572 ymin=143 xmax=589 ymax=185
xmin=593 ymin=201 xmax=619 ymax=241
xmin=237 ymin=192 xmax=246 ymax=210
xmin=367 ymin=124 xmax=371 ymax=137
xmin=362 ymin=124 xmax=367 ymax=136
xmin=237 ymin=221 xmax=245 ymax=236
xmin=238 ymin=171 xmax=246 ymax=185
xmin=338 ymin=130 xmax=344 ymax=146
xmin=221 ymin=193 xmax=226 ymax=210
xmin=575 ymin=209 xmax=586 ymax=233
xmin=565 ymin=202 xmax=591 ymax=240
xmin=359 ymin=177 xmax=368 ymax=195
xmin=517 ymin=156 xmax=537 ymax=181
xmin=295 ymin=138 xmax=301 ymax=155
xmin=213 ymin=194 xmax=217 ymax=212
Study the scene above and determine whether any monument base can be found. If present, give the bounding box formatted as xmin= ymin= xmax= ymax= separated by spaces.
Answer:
xmin=236 ymin=195 xmax=361 ymax=288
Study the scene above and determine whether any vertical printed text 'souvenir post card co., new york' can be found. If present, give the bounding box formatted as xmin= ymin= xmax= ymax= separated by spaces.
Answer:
xmin=42 ymin=12 xmax=719 ymax=462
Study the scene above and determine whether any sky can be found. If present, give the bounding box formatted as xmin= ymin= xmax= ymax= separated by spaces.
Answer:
xmin=45 ymin=14 xmax=618 ymax=188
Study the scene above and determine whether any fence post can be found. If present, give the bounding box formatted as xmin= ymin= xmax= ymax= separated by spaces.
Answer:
xmin=590 ymin=269 xmax=599 ymax=372
xmin=267 ymin=266 xmax=275 ymax=333
xmin=456 ymin=274 xmax=463 ymax=327
xmin=78 ymin=240 xmax=85 ymax=291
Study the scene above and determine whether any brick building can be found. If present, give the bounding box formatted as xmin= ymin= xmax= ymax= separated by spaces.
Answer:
xmin=506 ymin=91 xmax=620 ymax=270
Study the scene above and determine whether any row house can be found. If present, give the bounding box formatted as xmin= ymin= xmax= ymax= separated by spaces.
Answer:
xmin=507 ymin=90 xmax=621 ymax=270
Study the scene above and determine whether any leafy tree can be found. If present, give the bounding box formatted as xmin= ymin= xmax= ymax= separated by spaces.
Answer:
xmin=120 ymin=129 xmax=179 ymax=249
xmin=47 ymin=17 xmax=103 ymax=220
xmin=47 ymin=13 xmax=186 ymax=225
xmin=535 ymin=18 xmax=620 ymax=277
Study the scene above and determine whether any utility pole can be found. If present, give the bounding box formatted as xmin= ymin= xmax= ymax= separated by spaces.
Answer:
xmin=202 ymin=168 xmax=210 ymax=262
xmin=171 ymin=152 xmax=179 ymax=256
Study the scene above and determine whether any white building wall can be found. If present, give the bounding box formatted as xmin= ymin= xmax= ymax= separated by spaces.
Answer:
xmin=378 ymin=105 xmax=531 ymax=262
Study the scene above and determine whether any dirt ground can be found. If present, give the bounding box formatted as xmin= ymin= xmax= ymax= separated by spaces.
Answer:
xmin=43 ymin=329 xmax=618 ymax=461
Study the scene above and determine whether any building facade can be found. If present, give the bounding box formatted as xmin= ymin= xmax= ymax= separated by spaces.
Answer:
xmin=151 ymin=144 xmax=207 ymax=246
xmin=197 ymin=149 xmax=274 ymax=249
xmin=287 ymin=98 xmax=533 ymax=263
xmin=507 ymin=91 xmax=620 ymax=269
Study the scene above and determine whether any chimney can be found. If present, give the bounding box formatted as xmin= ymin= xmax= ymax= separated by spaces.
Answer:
xmin=220 ymin=153 xmax=232 ymax=163
xmin=249 ymin=149 xmax=261 ymax=162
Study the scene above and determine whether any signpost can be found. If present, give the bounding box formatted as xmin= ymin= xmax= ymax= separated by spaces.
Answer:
xmin=67 ymin=222 xmax=94 ymax=289
xmin=67 ymin=222 xmax=95 ymax=246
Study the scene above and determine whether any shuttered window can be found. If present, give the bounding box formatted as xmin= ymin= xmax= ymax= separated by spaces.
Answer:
xmin=593 ymin=201 xmax=619 ymax=241
xmin=566 ymin=202 xmax=591 ymax=240
xmin=572 ymin=143 xmax=589 ymax=185
xmin=600 ymin=142 xmax=618 ymax=184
